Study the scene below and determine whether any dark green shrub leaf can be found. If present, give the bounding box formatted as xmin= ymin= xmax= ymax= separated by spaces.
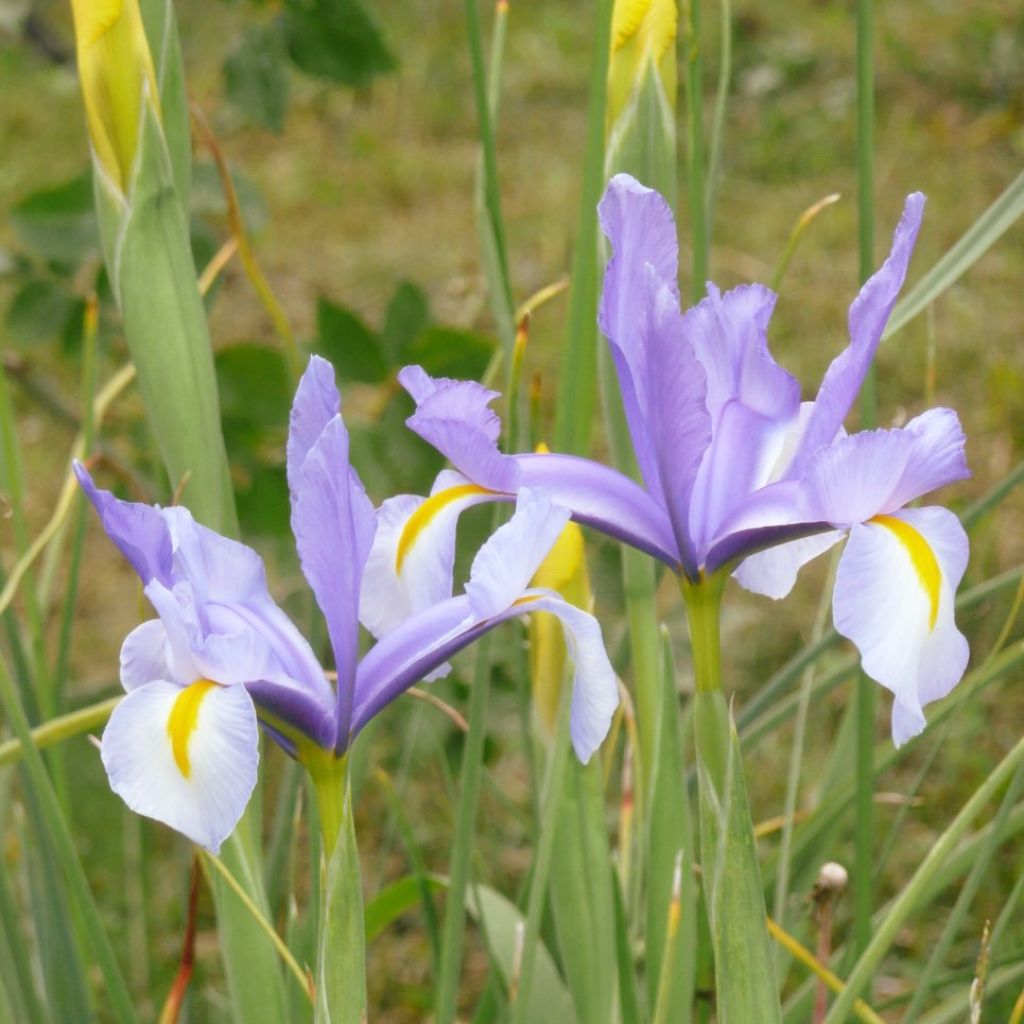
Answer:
xmin=5 ymin=279 xmax=80 ymax=346
xmin=224 ymin=23 xmax=291 ymax=134
xmin=316 ymin=297 xmax=388 ymax=384
xmin=406 ymin=325 xmax=495 ymax=381
xmin=10 ymin=172 xmax=98 ymax=269
xmin=282 ymin=0 xmax=396 ymax=88
xmin=381 ymin=280 xmax=430 ymax=362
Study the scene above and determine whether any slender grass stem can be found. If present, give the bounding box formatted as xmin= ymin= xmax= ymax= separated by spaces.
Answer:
xmin=200 ymin=851 xmax=312 ymax=1000
xmin=434 ymin=635 xmax=494 ymax=1024
xmin=511 ymin=678 xmax=572 ymax=1024
xmin=0 ymin=655 xmax=137 ymax=1023
xmin=683 ymin=0 xmax=706 ymax=298
xmin=704 ymin=0 xmax=731 ymax=243
xmin=0 ymin=695 xmax=120 ymax=767
xmin=853 ymin=0 xmax=877 ymax=969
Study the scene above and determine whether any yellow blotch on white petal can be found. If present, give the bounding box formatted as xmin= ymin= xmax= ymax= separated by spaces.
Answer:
xmin=871 ymin=514 xmax=941 ymax=630
xmin=395 ymin=483 xmax=494 ymax=574
xmin=167 ymin=679 xmax=218 ymax=778
xmin=69 ymin=0 xmax=160 ymax=191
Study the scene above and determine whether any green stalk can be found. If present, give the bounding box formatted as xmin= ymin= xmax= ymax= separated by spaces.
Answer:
xmin=553 ymin=0 xmax=614 ymax=456
xmin=853 ymin=0 xmax=876 ymax=971
xmin=704 ymin=0 xmax=732 ymax=244
xmin=823 ymin=732 xmax=1024 ymax=1024
xmin=435 ymin=635 xmax=494 ymax=1024
xmin=683 ymin=0 xmax=707 ymax=298
xmin=682 ymin=573 xmax=782 ymax=1021
xmin=466 ymin=0 xmax=514 ymax=362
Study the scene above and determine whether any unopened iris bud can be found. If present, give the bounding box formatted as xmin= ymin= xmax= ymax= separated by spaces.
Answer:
xmin=529 ymin=444 xmax=594 ymax=740
xmin=607 ymin=0 xmax=677 ymax=133
xmin=69 ymin=0 xmax=160 ymax=192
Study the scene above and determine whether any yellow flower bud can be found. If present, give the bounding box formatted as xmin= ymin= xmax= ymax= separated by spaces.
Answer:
xmin=607 ymin=0 xmax=677 ymax=132
xmin=529 ymin=465 xmax=594 ymax=740
xmin=70 ymin=0 xmax=160 ymax=191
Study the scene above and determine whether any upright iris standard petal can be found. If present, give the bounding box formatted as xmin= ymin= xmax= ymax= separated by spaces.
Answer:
xmin=289 ymin=411 xmax=376 ymax=743
xmin=597 ymin=173 xmax=682 ymax=502
xmin=101 ymin=678 xmax=259 ymax=852
xmin=787 ymin=193 xmax=926 ymax=475
xmin=833 ymin=507 xmax=969 ymax=745
xmin=632 ymin=267 xmax=710 ymax=572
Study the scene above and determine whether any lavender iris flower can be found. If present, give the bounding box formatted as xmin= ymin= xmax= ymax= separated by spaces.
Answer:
xmin=392 ymin=174 xmax=970 ymax=747
xmin=77 ymin=356 xmax=618 ymax=852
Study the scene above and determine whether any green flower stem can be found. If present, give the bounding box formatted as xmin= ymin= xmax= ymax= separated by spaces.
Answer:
xmin=307 ymin=750 xmax=350 ymax=862
xmin=682 ymin=572 xmax=782 ymax=1021
xmin=681 ymin=573 xmax=726 ymax=695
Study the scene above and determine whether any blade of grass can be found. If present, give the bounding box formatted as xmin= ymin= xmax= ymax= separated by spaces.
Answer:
xmin=853 ymin=0 xmax=876 ymax=975
xmin=0 ymin=695 xmax=120 ymax=767
xmin=822 ymin=730 xmax=1024 ymax=1023
xmin=511 ymin=676 xmax=571 ymax=1024
xmin=901 ymin=762 xmax=1024 ymax=1021
xmin=467 ymin=0 xmax=514 ymax=362
xmin=199 ymin=850 xmax=312 ymax=1001
xmin=0 ymin=654 xmax=137 ymax=1022
xmin=683 ymin=0 xmax=707 ymax=298
xmin=50 ymin=295 xmax=99 ymax=715
xmin=434 ymin=635 xmax=495 ymax=1024
xmin=704 ymin=0 xmax=732 ymax=246
xmin=884 ymin=169 xmax=1024 ymax=341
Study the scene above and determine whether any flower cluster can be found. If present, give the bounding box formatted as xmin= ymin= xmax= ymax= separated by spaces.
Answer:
xmin=80 ymin=357 xmax=618 ymax=851
xmin=393 ymin=175 xmax=970 ymax=746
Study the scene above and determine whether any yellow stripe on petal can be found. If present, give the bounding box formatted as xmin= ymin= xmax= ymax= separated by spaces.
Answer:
xmin=395 ymin=484 xmax=493 ymax=574
xmin=871 ymin=514 xmax=941 ymax=629
xmin=167 ymin=679 xmax=218 ymax=778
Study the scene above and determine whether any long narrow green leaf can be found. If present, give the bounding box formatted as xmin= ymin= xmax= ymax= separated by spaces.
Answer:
xmin=0 ymin=656 xmax=137 ymax=1023
xmin=548 ymin=756 xmax=616 ymax=1024
xmin=0 ymin=851 xmax=46 ymax=1024
xmin=884 ymin=170 xmax=1024 ymax=341
xmin=694 ymin=689 xmax=782 ymax=1022
xmin=435 ymin=636 xmax=494 ymax=1024
xmin=645 ymin=629 xmax=696 ymax=1019
xmin=901 ymin=763 xmax=1024 ymax=1020
xmin=823 ymin=731 xmax=1024 ymax=1023
xmin=314 ymin=777 xmax=366 ymax=1024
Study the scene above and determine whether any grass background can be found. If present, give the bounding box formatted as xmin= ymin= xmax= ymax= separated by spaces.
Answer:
xmin=1 ymin=0 xmax=1022 ymax=1019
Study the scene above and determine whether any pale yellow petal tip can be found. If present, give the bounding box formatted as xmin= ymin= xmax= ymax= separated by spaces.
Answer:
xmin=70 ymin=0 xmax=160 ymax=191
xmin=608 ymin=0 xmax=677 ymax=127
